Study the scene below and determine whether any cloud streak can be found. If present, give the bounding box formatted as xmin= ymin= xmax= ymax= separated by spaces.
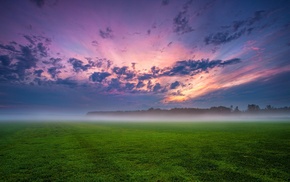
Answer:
xmin=99 ymin=27 xmax=113 ymax=39
xmin=204 ymin=10 xmax=269 ymax=45
xmin=173 ymin=0 xmax=194 ymax=34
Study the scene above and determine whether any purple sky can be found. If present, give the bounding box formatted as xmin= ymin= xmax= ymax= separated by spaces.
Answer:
xmin=0 ymin=0 xmax=290 ymax=115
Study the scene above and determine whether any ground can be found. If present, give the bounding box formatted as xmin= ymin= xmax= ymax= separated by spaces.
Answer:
xmin=0 ymin=121 xmax=289 ymax=181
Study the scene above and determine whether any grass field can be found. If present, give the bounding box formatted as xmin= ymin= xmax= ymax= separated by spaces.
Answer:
xmin=0 ymin=121 xmax=289 ymax=181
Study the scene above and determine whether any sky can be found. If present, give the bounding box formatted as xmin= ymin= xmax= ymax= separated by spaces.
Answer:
xmin=0 ymin=0 xmax=290 ymax=115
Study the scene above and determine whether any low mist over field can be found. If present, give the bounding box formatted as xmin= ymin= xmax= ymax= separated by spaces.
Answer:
xmin=1 ymin=105 xmax=290 ymax=122
xmin=86 ymin=114 xmax=290 ymax=123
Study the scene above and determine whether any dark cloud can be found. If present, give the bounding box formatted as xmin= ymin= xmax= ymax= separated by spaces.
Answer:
xmin=147 ymin=80 xmax=153 ymax=90
xmin=89 ymin=72 xmax=111 ymax=83
xmin=5 ymin=35 xmax=52 ymax=79
xmin=125 ymin=83 xmax=135 ymax=91
xmin=14 ymin=45 xmax=38 ymax=80
xmin=93 ymin=58 xmax=242 ymax=88
xmin=153 ymin=83 xmax=162 ymax=92
xmin=0 ymin=55 xmax=11 ymax=66
xmin=232 ymin=20 xmax=246 ymax=31
xmin=0 ymin=55 xmax=16 ymax=81
xmin=34 ymin=69 xmax=43 ymax=77
xmin=43 ymin=57 xmax=62 ymax=65
xmin=0 ymin=44 xmax=19 ymax=53
xmin=136 ymin=81 xmax=145 ymax=88
xmin=88 ymin=58 xmax=113 ymax=70
xmin=221 ymin=58 xmax=241 ymax=66
xmin=23 ymin=35 xmax=35 ymax=45
xmin=173 ymin=11 xmax=194 ymax=34
xmin=112 ymin=66 xmax=128 ymax=75
xmin=68 ymin=58 xmax=90 ymax=72
xmin=0 ymin=37 xmax=49 ymax=82
xmin=97 ymin=61 xmax=104 ymax=68
xmin=112 ymin=66 xmax=135 ymax=80
xmin=107 ymin=60 xmax=113 ymax=69
xmin=82 ymin=57 xmax=239 ymax=93
xmin=151 ymin=66 xmax=160 ymax=76
xmin=183 ymin=0 xmax=193 ymax=9
xmin=107 ymin=78 xmax=122 ymax=91
xmin=56 ymin=78 xmax=77 ymax=87
xmin=92 ymin=60 xmax=103 ymax=68
xmin=246 ymin=27 xmax=254 ymax=35
xmin=124 ymin=72 xmax=135 ymax=80
xmin=204 ymin=30 xmax=246 ymax=45
xmin=0 ymin=68 xmax=17 ymax=81
xmin=162 ymin=58 xmax=241 ymax=77
xmin=173 ymin=0 xmax=194 ymax=34
xmin=91 ymin=40 xmax=98 ymax=47
xmin=192 ymin=0 xmax=214 ymax=17
xmin=248 ymin=10 xmax=266 ymax=25
xmin=0 ymin=32 xmax=242 ymax=95
xmin=30 ymin=0 xmax=45 ymax=8
xmin=37 ymin=43 xmax=48 ymax=57
xmin=99 ymin=27 xmax=113 ymax=39
xmin=138 ymin=73 xmax=153 ymax=81
xmin=205 ymin=10 xmax=268 ymax=45
xmin=147 ymin=29 xmax=151 ymax=35
xmin=48 ymin=67 xmax=60 ymax=78
xmin=23 ymin=35 xmax=51 ymax=46
xmin=161 ymin=0 xmax=170 ymax=6
xmin=86 ymin=57 xmax=113 ymax=70
xmin=32 ymin=77 xmax=46 ymax=85
xmin=17 ymin=46 xmax=37 ymax=69
xmin=170 ymin=81 xmax=180 ymax=89
xmin=131 ymin=62 xmax=136 ymax=70
xmin=171 ymin=90 xmax=184 ymax=97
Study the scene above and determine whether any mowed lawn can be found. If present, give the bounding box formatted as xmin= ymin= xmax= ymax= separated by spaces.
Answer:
xmin=0 ymin=121 xmax=289 ymax=181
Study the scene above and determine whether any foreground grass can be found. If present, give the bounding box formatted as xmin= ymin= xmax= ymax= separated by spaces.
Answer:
xmin=0 ymin=121 xmax=289 ymax=181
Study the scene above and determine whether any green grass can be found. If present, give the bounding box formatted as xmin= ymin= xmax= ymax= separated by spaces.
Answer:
xmin=0 ymin=121 xmax=289 ymax=181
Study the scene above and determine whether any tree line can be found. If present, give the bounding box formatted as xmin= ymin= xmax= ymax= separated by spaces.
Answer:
xmin=147 ymin=105 xmax=290 ymax=114
xmin=87 ymin=104 xmax=290 ymax=116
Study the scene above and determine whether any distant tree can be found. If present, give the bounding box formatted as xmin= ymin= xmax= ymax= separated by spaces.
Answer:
xmin=210 ymin=106 xmax=231 ymax=113
xmin=266 ymin=105 xmax=274 ymax=110
xmin=234 ymin=106 xmax=241 ymax=113
xmin=147 ymin=107 xmax=162 ymax=113
xmin=148 ymin=107 xmax=154 ymax=111
xmin=247 ymin=104 xmax=260 ymax=113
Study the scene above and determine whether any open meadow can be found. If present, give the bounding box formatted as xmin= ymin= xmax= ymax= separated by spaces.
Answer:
xmin=0 ymin=121 xmax=289 ymax=181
